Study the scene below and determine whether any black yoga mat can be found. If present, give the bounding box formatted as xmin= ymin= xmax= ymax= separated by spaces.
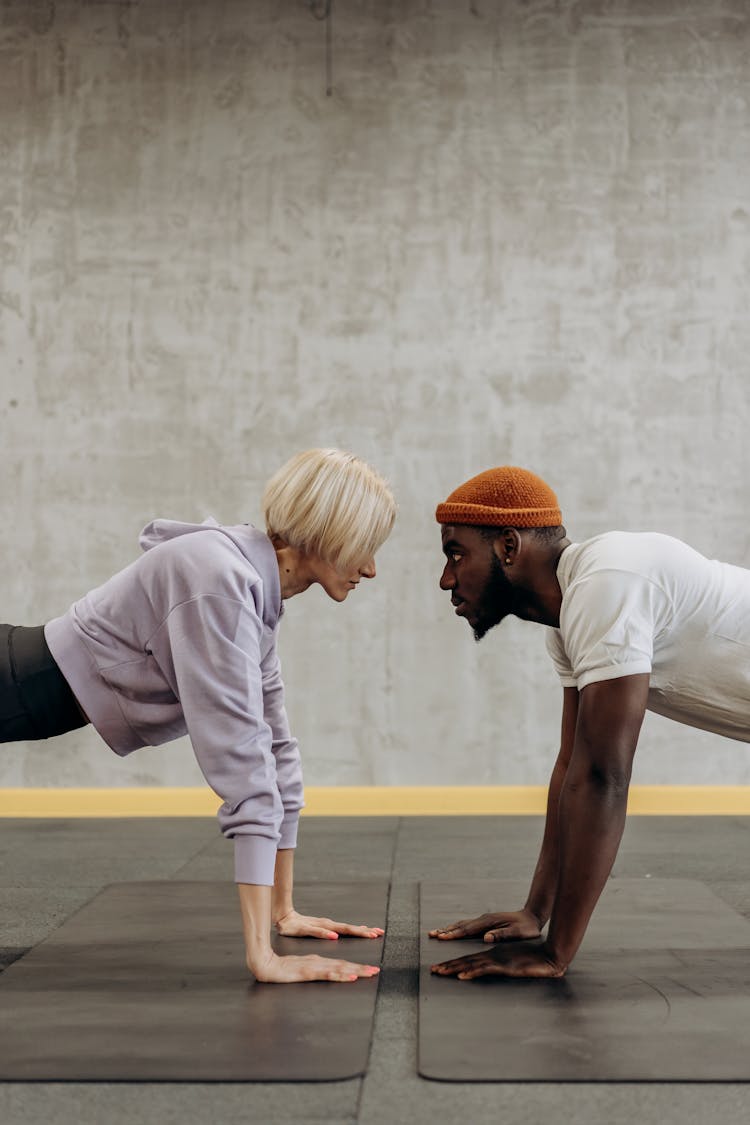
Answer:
xmin=0 ymin=880 xmax=387 ymax=1081
xmin=419 ymin=878 xmax=750 ymax=1082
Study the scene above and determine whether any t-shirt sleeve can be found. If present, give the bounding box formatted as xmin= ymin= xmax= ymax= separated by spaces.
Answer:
xmin=545 ymin=627 xmax=578 ymax=687
xmin=557 ymin=569 xmax=668 ymax=690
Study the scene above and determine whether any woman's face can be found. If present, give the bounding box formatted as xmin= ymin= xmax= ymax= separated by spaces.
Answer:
xmin=309 ymin=554 xmax=377 ymax=602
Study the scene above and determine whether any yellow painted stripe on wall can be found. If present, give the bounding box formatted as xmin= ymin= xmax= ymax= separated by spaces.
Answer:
xmin=0 ymin=786 xmax=749 ymax=817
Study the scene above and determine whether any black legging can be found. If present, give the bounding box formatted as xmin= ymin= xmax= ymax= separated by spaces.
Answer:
xmin=0 ymin=624 xmax=87 ymax=742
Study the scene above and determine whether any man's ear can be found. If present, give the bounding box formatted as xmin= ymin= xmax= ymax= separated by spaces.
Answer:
xmin=490 ymin=527 xmax=522 ymax=565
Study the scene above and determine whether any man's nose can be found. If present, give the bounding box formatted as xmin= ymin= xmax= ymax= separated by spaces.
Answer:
xmin=439 ymin=566 xmax=454 ymax=591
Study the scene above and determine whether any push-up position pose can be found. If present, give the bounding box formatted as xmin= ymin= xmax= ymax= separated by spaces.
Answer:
xmin=430 ymin=466 xmax=750 ymax=980
xmin=1 ymin=449 xmax=396 ymax=984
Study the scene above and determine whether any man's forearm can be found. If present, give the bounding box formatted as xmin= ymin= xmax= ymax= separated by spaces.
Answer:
xmin=544 ymin=771 xmax=629 ymax=968
xmin=524 ymin=753 xmax=568 ymax=927
xmin=525 ymin=686 xmax=579 ymax=928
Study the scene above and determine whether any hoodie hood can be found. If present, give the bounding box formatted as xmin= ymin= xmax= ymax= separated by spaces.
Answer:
xmin=139 ymin=517 xmax=281 ymax=626
xmin=139 ymin=516 xmax=222 ymax=552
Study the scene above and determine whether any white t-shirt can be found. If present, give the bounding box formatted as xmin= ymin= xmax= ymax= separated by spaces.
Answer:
xmin=545 ymin=532 xmax=750 ymax=743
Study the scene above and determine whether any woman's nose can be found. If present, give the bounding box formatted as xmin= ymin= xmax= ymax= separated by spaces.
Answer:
xmin=360 ymin=558 xmax=376 ymax=579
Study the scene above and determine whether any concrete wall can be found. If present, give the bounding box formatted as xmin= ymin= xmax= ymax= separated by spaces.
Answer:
xmin=1 ymin=0 xmax=748 ymax=789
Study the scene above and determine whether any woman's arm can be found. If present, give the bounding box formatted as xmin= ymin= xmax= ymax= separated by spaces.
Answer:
xmin=270 ymin=846 xmax=384 ymax=940
xmin=262 ymin=646 xmax=384 ymax=943
xmin=238 ymin=881 xmax=379 ymax=984
xmin=153 ymin=599 xmax=382 ymax=977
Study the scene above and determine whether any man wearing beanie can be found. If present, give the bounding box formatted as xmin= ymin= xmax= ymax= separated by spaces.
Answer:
xmin=430 ymin=466 xmax=750 ymax=981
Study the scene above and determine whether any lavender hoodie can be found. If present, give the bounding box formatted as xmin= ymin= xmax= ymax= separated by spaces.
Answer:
xmin=44 ymin=518 xmax=303 ymax=886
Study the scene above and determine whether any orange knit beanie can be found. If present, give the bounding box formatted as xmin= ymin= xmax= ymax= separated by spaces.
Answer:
xmin=435 ymin=466 xmax=561 ymax=528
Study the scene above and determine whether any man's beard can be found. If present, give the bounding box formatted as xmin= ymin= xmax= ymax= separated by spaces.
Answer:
xmin=473 ymin=555 xmax=517 ymax=642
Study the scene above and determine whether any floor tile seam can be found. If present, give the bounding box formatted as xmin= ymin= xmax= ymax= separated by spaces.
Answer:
xmin=0 ymin=882 xmax=115 ymax=963
xmin=353 ymin=817 xmax=404 ymax=1122
xmin=353 ymin=819 xmax=404 ymax=1125
xmin=166 ymin=835 xmax=226 ymax=879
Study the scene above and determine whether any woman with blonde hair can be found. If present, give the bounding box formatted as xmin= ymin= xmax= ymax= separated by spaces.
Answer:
xmin=0 ymin=449 xmax=396 ymax=985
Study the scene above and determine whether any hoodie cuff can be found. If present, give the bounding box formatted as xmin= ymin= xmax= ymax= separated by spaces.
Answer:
xmin=278 ymin=810 xmax=300 ymax=850
xmin=233 ymin=834 xmax=278 ymax=886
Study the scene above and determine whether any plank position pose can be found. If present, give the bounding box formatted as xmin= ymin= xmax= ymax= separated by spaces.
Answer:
xmin=1 ymin=449 xmax=395 ymax=985
xmin=430 ymin=466 xmax=750 ymax=980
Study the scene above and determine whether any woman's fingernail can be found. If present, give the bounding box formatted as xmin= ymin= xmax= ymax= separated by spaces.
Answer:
xmin=348 ymin=974 xmax=358 ymax=981
xmin=327 ymin=932 xmax=338 ymax=939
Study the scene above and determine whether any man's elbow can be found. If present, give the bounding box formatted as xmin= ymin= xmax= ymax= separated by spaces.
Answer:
xmin=584 ymin=759 xmax=632 ymax=795
xmin=566 ymin=748 xmax=634 ymax=798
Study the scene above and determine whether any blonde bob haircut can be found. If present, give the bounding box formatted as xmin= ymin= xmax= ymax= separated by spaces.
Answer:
xmin=263 ymin=449 xmax=396 ymax=572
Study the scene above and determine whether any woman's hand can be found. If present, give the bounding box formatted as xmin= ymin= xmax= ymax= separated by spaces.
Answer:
xmin=274 ymin=908 xmax=384 ymax=940
xmin=249 ymin=950 xmax=380 ymax=984
xmin=429 ymin=907 xmax=542 ymax=943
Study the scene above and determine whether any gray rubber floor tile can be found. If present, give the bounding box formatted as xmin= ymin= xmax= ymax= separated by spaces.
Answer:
xmin=711 ymin=880 xmax=750 ymax=919
xmin=615 ymin=818 xmax=750 ymax=880
xmin=0 ymin=818 xmax=215 ymax=886
xmin=293 ymin=825 xmax=397 ymax=870
xmin=0 ymin=1084 xmax=360 ymax=1125
xmin=397 ymin=815 xmax=546 ymax=842
xmin=173 ymin=833 xmax=396 ymax=882
xmin=0 ymin=885 xmax=99 ymax=947
xmin=392 ymin=847 xmax=535 ymax=881
xmin=172 ymin=852 xmax=235 ymax=880
xmin=299 ymin=816 xmax=400 ymax=834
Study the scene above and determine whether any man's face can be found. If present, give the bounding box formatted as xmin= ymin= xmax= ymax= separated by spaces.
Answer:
xmin=439 ymin=524 xmax=517 ymax=641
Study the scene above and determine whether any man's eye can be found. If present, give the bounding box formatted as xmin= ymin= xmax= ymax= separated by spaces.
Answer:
xmin=450 ymin=552 xmax=462 ymax=563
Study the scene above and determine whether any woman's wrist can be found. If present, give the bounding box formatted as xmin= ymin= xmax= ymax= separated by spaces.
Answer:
xmin=272 ymin=848 xmax=295 ymax=924
xmin=271 ymin=898 xmax=295 ymax=926
xmin=237 ymin=883 xmax=275 ymax=971
xmin=245 ymin=944 xmax=277 ymax=975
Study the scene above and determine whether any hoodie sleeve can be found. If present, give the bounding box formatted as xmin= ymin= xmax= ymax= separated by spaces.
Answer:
xmin=261 ymin=636 xmax=304 ymax=849
xmin=147 ymin=592 xmax=283 ymax=886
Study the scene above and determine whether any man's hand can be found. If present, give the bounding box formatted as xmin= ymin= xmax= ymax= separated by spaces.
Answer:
xmin=429 ymin=908 xmax=542 ymax=943
xmin=430 ymin=944 xmax=566 ymax=981
xmin=274 ymin=908 xmax=384 ymax=941
xmin=250 ymin=950 xmax=380 ymax=984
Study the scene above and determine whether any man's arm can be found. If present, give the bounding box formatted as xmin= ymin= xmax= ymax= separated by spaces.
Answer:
xmin=429 ymin=687 xmax=579 ymax=943
xmin=431 ymin=673 xmax=649 ymax=979
xmin=523 ymin=685 xmax=579 ymax=929
xmin=544 ymin=673 xmax=648 ymax=967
